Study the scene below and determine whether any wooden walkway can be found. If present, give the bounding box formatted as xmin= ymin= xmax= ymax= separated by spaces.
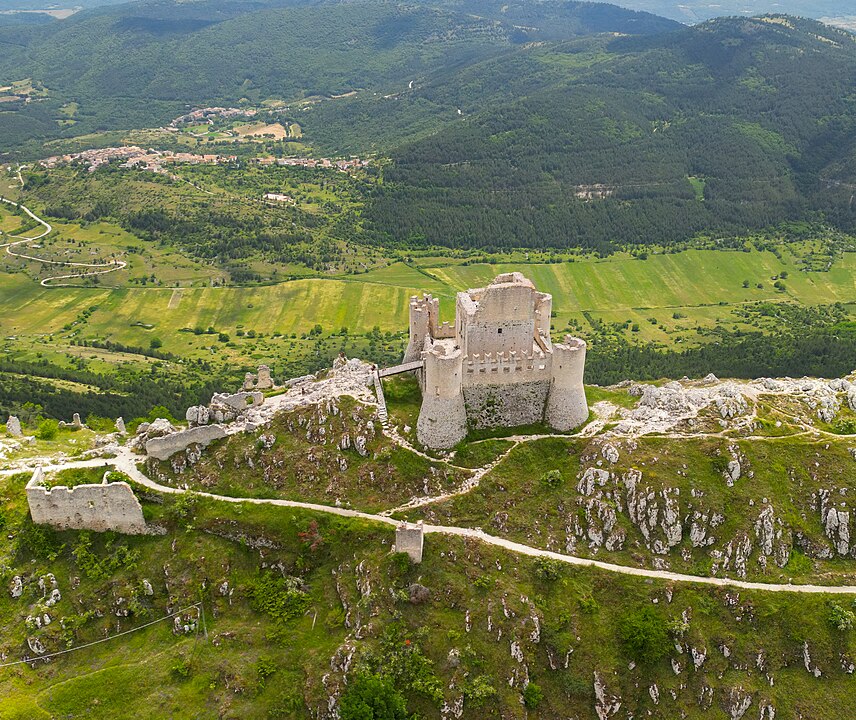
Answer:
xmin=378 ymin=360 xmax=424 ymax=378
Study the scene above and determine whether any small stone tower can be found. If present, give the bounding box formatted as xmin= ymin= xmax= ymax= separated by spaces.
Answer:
xmin=404 ymin=295 xmax=437 ymax=363
xmin=545 ymin=335 xmax=588 ymax=431
xmin=416 ymin=343 xmax=467 ymax=449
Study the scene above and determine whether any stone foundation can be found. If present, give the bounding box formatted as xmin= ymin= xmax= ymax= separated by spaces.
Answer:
xmin=463 ymin=380 xmax=550 ymax=429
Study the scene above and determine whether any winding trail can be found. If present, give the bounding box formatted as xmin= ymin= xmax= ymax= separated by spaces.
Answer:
xmin=0 ymin=196 xmax=126 ymax=286
xmin=7 ymin=448 xmax=856 ymax=595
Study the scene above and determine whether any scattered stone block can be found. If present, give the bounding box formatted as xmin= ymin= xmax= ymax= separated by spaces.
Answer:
xmin=6 ymin=415 xmax=22 ymax=437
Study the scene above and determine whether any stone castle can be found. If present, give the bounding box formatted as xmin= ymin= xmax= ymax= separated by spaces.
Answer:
xmin=405 ymin=272 xmax=588 ymax=449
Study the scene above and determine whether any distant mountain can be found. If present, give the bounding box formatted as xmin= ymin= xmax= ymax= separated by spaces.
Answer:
xmin=608 ymin=0 xmax=855 ymax=25
xmin=360 ymin=16 xmax=856 ymax=251
xmin=0 ymin=0 xmax=679 ymax=149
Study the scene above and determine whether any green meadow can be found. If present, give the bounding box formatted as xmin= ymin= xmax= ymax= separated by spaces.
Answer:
xmin=3 ymin=248 xmax=856 ymax=358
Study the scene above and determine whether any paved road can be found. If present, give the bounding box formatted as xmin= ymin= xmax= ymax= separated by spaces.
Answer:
xmin=9 ymin=449 xmax=856 ymax=595
xmin=0 ymin=197 xmax=126 ymax=285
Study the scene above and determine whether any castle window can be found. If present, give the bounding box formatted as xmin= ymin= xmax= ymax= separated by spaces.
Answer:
xmin=497 ymin=328 xmax=502 ymax=334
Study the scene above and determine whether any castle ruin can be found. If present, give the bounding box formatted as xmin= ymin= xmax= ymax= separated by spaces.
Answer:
xmin=405 ymin=272 xmax=588 ymax=449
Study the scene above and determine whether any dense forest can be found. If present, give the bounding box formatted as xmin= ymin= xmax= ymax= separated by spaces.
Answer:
xmin=366 ymin=18 xmax=856 ymax=251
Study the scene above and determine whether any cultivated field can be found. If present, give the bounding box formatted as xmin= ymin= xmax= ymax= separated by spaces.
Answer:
xmin=3 ymin=249 xmax=856 ymax=356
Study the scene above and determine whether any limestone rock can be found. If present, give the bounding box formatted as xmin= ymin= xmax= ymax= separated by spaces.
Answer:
xmin=5 ymin=415 xmax=22 ymax=437
xmin=115 ymin=417 xmax=126 ymax=434
xmin=601 ymin=443 xmax=619 ymax=464
xmin=9 ymin=575 xmax=22 ymax=598
xmin=819 ymin=490 xmax=851 ymax=556
xmin=593 ymin=671 xmax=621 ymax=720
xmin=727 ymin=687 xmax=752 ymax=720
xmin=185 ymin=405 xmax=210 ymax=427
xmin=27 ymin=637 xmax=46 ymax=655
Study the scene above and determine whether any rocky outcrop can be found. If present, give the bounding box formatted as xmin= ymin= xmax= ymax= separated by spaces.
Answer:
xmin=146 ymin=424 xmax=227 ymax=461
xmin=624 ymin=470 xmax=682 ymax=555
xmin=819 ymin=490 xmax=851 ymax=556
xmin=593 ymin=672 xmax=621 ymax=720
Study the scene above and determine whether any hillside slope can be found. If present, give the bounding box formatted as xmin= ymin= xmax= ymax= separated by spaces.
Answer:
xmin=0 ymin=0 xmax=678 ymax=150
xmin=364 ymin=15 xmax=856 ymax=251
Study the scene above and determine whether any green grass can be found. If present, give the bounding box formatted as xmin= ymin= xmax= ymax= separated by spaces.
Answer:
xmin=406 ymin=433 xmax=856 ymax=585
xmin=2 ymin=434 xmax=856 ymax=717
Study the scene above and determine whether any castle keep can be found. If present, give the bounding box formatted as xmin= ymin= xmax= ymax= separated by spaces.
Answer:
xmin=405 ymin=272 xmax=588 ymax=448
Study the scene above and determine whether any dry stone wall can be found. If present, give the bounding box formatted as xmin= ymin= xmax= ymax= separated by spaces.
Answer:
xmin=26 ymin=468 xmax=148 ymax=534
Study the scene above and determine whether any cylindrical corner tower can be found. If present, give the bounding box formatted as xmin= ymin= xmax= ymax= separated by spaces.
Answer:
xmin=545 ymin=335 xmax=588 ymax=431
xmin=417 ymin=345 xmax=467 ymax=449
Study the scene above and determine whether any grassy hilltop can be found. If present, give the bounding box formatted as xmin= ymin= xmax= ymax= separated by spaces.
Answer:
xmin=4 ymin=374 xmax=856 ymax=718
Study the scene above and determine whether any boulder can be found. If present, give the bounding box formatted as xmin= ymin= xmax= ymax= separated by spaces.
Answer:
xmin=408 ymin=583 xmax=430 ymax=604
xmin=5 ymin=415 xmax=22 ymax=437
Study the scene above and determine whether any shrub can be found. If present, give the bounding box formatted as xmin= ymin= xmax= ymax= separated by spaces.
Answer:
xmin=36 ymin=419 xmax=59 ymax=440
xmin=463 ymin=675 xmax=497 ymax=708
xmin=829 ymin=603 xmax=855 ymax=631
xmin=522 ymin=682 xmax=544 ymax=709
xmin=618 ymin=606 xmax=670 ymax=663
xmin=339 ymin=674 xmax=407 ymax=720
xmin=170 ymin=656 xmax=192 ymax=680
xmin=256 ymin=657 xmax=278 ymax=688
xmin=540 ymin=469 xmax=563 ymax=488
xmin=473 ymin=575 xmax=493 ymax=592
xmin=247 ymin=573 xmax=310 ymax=624
xmin=534 ymin=557 xmax=562 ymax=582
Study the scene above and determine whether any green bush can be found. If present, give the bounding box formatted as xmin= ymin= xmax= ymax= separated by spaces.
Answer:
xmin=36 ymin=418 xmax=59 ymax=440
xmin=540 ymin=469 xmax=563 ymax=488
xmin=463 ymin=675 xmax=496 ymax=708
xmin=522 ymin=682 xmax=544 ymax=709
xmin=339 ymin=674 xmax=407 ymax=720
xmin=534 ymin=557 xmax=562 ymax=582
xmin=829 ymin=603 xmax=855 ymax=631
xmin=618 ymin=606 xmax=670 ymax=663
xmin=247 ymin=572 xmax=310 ymax=624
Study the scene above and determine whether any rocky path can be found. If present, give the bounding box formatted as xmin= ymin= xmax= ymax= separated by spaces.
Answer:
xmin=8 ymin=448 xmax=856 ymax=595
xmin=0 ymin=197 xmax=126 ymax=286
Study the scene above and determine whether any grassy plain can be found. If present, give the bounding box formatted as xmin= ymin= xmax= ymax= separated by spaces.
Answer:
xmin=4 ymin=247 xmax=855 ymax=357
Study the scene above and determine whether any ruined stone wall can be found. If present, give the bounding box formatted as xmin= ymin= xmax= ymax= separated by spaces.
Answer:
xmin=146 ymin=424 xmax=227 ymax=461
xmin=396 ymin=521 xmax=424 ymax=563
xmin=26 ymin=468 xmax=148 ymax=534
xmin=463 ymin=379 xmax=550 ymax=429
